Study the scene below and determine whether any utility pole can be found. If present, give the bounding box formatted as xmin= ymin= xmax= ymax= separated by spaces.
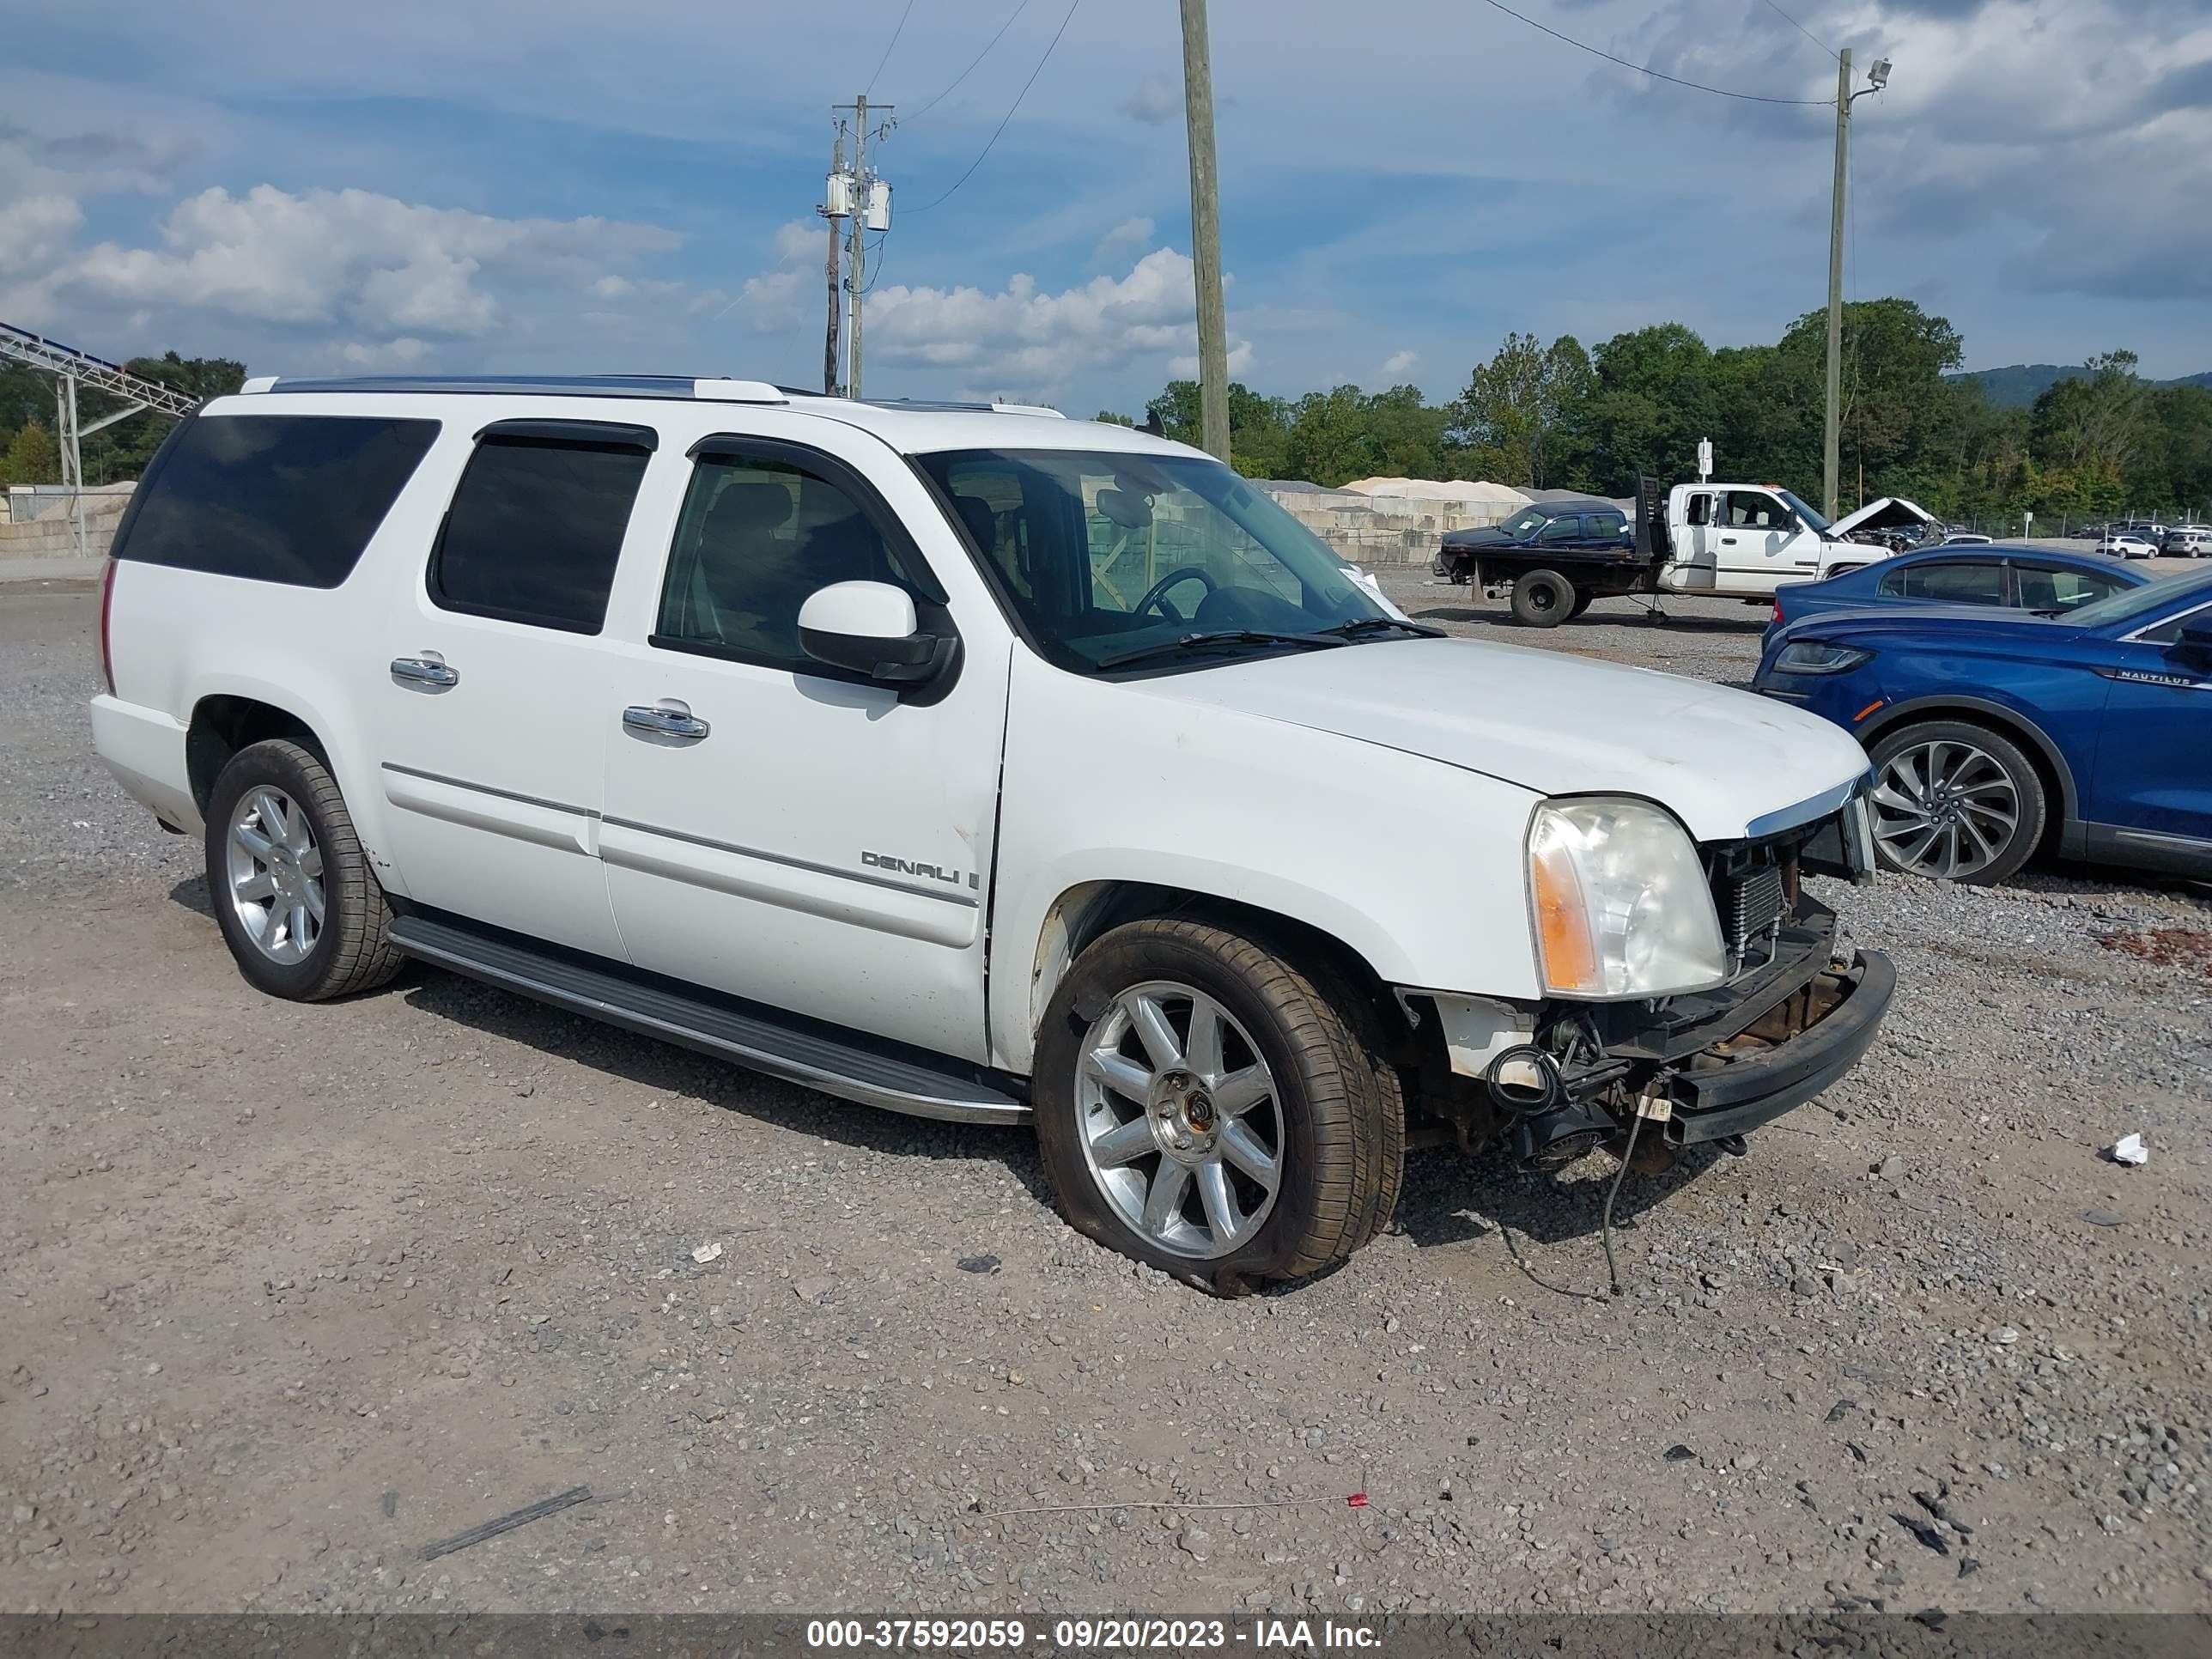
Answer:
xmin=1826 ymin=51 xmax=1890 ymax=520
xmin=1824 ymin=48 xmax=1850 ymax=521
xmin=848 ymin=94 xmax=870 ymax=402
xmin=833 ymin=96 xmax=892 ymax=401
xmin=822 ymin=130 xmax=845 ymax=395
xmin=1178 ymin=0 xmax=1231 ymax=462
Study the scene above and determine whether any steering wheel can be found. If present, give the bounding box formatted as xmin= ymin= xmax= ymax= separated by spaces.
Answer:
xmin=1133 ymin=564 xmax=1218 ymax=623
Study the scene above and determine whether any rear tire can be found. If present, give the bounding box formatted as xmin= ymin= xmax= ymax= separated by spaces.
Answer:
xmin=1511 ymin=568 xmax=1576 ymax=627
xmin=1866 ymin=720 xmax=2046 ymax=884
xmin=1034 ymin=919 xmax=1403 ymax=1292
xmin=204 ymin=738 xmax=406 ymax=1001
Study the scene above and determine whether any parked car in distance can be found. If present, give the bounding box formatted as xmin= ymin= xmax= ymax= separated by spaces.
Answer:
xmin=2163 ymin=526 xmax=2210 ymax=557
xmin=2099 ymin=533 xmax=2159 ymax=560
xmin=89 ymin=374 xmax=1894 ymax=1290
xmin=1763 ymin=546 xmax=2148 ymax=651
xmin=1753 ymin=566 xmax=2212 ymax=884
xmin=1937 ymin=532 xmax=1996 ymax=546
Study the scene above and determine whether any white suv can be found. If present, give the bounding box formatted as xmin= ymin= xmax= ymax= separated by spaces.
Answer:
xmin=90 ymin=375 xmax=1893 ymax=1290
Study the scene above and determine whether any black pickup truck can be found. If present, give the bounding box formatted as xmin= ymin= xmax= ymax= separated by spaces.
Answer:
xmin=1431 ymin=495 xmax=1636 ymax=623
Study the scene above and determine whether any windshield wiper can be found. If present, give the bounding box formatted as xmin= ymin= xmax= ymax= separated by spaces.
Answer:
xmin=1314 ymin=616 xmax=1444 ymax=640
xmin=1096 ymin=629 xmax=1347 ymax=672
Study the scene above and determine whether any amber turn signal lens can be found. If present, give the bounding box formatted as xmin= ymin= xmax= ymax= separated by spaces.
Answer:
xmin=1529 ymin=834 xmax=1597 ymax=994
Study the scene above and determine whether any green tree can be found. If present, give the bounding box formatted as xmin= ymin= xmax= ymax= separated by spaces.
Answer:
xmin=1577 ymin=323 xmax=1719 ymax=495
xmin=1283 ymin=386 xmax=1382 ymax=487
xmin=2031 ymin=350 xmax=2148 ymax=479
xmin=1449 ymin=332 xmax=1592 ymax=488
xmin=80 ymin=352 xmax=248 ymax=482
xmin=1093 ymin=409 xmax=1134 ymax=427
xmin=0 ymin=418 xmax=61 ymax=486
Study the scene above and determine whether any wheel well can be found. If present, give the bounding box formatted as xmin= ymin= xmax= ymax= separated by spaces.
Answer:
xmin=1860 ymin=703 xmax=2072 ymax=854
xmin=186 ymin=696 xmax=326 ymax=813
xmin=1028 ymin=882 xmax=1407 ymax=1051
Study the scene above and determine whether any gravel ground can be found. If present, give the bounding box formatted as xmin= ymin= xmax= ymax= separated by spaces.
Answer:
xmin=3 ymin=576 xmax=2209 ymax=1618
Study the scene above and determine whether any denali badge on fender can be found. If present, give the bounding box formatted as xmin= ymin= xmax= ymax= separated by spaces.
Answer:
xmin=861 ymin=850 xmax=978 ymax=889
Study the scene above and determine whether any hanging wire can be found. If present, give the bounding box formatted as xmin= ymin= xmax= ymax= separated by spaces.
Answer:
xmin=1477 ymin=0 xmax=1831 ymax=105
xmin=864 ymin=0 xmax=915 ymax=99
xmin=904 ymin=0 xmax=1033 ymax=124
xmin=905 ymin=0 xmax=1083 ymax=213
xmin=1755 ymin=0 xmax=1838 ymax=61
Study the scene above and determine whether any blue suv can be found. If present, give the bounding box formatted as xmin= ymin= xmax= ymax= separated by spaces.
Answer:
xmin=1753 ymin=568 xmax=2212 ymax=883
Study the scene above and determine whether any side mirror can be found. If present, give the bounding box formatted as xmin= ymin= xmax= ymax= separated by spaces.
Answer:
xmin=2173 ymin=623 xmax=2212 ymax=669
xmin=797 ymin=580 xmax=951 ymax=685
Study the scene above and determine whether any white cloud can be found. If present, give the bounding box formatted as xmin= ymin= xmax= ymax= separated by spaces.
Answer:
xmin=592 ymin=274 xmax=635 ymax=300
xmin=1118 ymin=74 xmax=1181 ymax=125
xmin=1381 ymin=348 xmax=1419 ymax=375
xmin=773 ymin=218 xmax=823 ymax=264
xmin=1169 ymin=341 xmax=1256 ymax=378
xmin=864 ymin=248 xmax=1249 ymax=394
xmin=1095 ymin=216 xmax=1154 ymax=261
xmin=339 ymin=336 xmax=431 ymax=366
xmin=62 ymin=184 xmax=682 ymax=337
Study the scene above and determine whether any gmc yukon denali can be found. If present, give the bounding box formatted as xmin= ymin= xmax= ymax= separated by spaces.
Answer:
xmin=90 ymin=374 xmax=1895 ymax=1291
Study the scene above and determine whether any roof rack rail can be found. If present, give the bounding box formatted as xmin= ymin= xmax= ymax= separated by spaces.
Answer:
xmin=240 ymin=374 xmax=787 ymax=404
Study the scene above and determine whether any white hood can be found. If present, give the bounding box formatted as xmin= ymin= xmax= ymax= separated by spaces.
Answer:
xmin=1827 ymin=495 xmax=1936 ymax=538
xmin=1141 ymin=637 xmax=1869 ymax=842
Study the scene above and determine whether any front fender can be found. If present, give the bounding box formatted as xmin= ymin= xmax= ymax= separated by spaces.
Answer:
xmin=988 ymin=653 xmax=1543 ymax=1073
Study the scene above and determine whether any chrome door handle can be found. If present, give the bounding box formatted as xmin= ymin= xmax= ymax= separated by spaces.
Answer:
xmin=623 ymin=703 xmax=710 ymax=742
xmin=391 ymin=656 xmax=459 ymax=690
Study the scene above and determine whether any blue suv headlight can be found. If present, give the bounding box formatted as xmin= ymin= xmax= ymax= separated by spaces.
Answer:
xmin=1772 ymin=641 xmax=1872 ymax=675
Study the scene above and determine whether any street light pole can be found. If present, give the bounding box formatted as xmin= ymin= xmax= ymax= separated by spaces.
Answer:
xmin=1825 ymin=51 xmax=1891 ymax=521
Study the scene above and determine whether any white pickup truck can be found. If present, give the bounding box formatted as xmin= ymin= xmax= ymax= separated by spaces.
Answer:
xmin=91 ymin=376 xmax=1893 ymax=1290
xmin=1436 ymin=480 xmax=1934 ymax=625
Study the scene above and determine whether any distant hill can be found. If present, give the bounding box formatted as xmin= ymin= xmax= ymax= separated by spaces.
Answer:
xmin=1950 ymin=363 xmax=2212 ymax=405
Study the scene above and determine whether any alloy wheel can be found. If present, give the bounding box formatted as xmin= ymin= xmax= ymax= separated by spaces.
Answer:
xmin=225 ymin=786 xmax=325 ymax=963
xmin=1073 ymin=981 xmax=1284 ymax=1261
xmin=1870 ymin=739 xmax=2021 ymax=879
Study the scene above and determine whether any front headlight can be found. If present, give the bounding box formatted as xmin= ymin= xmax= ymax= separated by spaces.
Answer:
xmin=1527 ymin=797 xmax=1728 ymax=999
xmin=1772 ymin=641 xmax=1872 ymax=675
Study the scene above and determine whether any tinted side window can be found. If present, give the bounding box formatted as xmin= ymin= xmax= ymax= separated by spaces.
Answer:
xmin=1725 ymin=491 xmax=1786 ymax=529
xmin=2017 ymin=565 xmax=2128 ymax=611
xmin=115 ymin=414 xmax=439 ymax=587
xmin=1876 ymin=566 xmax=1911 ymax=599
xmin=2137 ymin=603 xmax=2212 ymax=646
xmin=431 ymin=438 xmax=648 ymax=634
xmin=1587 ymin=511 xmax=1626 ymax=539
xmin=1536 ymin=515 xmax=1583 ymax=544
xmin=1903 ymin=562 xmax=2005 ymax=605
xmin=1684 ymin=493 xmax=1711 ymax=527
xmin=655 ymin=452 xmax=926 ymax=670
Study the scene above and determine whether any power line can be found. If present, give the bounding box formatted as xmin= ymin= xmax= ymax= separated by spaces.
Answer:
xmin=1756 ymin=0 xmax=1838 ymax=61
xmin=905 ymin=0 xmax=1033 ymax=124
xmin=1477 ymin=0 xmax=1832 ymax=106
xmin=906 ymin=0 xmax=1082 ymax=213
xmin=865 ymin=0 xmax=915 ymax=98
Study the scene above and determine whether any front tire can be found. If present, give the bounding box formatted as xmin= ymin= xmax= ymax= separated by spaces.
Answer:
xmin=204 ymin=738 xmax=407 ymax=1001
xmin=1034 ymin=919 xmax=1403 ymax=1291
xmin=1511 ymin=568 xmax=1576 ymax=627
xmin=1866 ymin=720 xmax=2045 ymax=884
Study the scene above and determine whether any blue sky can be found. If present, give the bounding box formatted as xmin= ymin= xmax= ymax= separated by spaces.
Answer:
xmin=4 ymin=0 xmax=2208 ymax=416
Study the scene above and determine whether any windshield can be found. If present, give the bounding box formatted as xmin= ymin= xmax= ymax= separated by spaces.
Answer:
xmin=1497 ymin=507 xmax=1548 ymax=538
xmin=2067 ymin=565 xmax=2212 ymax=630
xmin=1778 ymin=489 xmax=1832 ymax=534
xmin=914 ymin=447 xmax=1388 ymax=673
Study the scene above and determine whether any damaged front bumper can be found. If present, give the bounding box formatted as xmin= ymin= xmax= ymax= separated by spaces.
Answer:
xmin=1509 ymin=896 xmax=1894 ymax=1159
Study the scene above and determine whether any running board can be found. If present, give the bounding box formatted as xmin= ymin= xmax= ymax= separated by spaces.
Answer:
xmin=386 ymin=915 xmax=1030 ymax=1127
